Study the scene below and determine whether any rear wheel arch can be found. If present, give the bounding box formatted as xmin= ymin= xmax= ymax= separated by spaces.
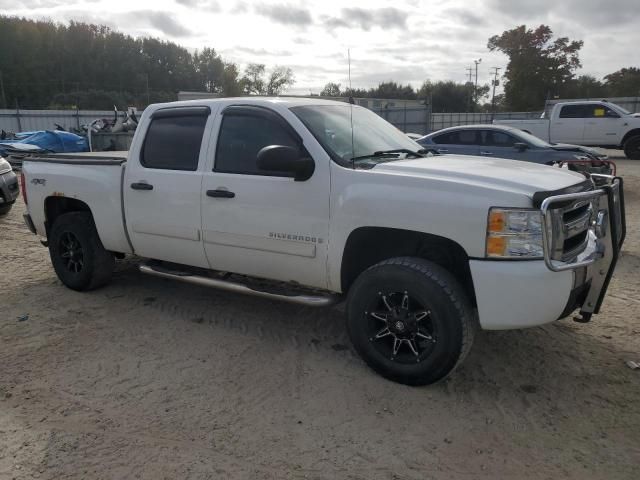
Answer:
xmin=340 ymin=227 xmax=476 ymax=306
xmin=44 ymin=196 xmax=92 ymax=236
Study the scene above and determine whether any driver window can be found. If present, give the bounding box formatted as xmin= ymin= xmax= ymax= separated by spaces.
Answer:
xmin=590 ymin=105 xmax=620 ymax=118
xmin=215 ymin=113 xmax=299 ymax=175
xmin=484 ymin=130 xmax=516 ymax=147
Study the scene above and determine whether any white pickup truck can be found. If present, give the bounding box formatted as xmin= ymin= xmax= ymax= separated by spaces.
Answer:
xmin=20 ymin=97 xmax=626 ymax=385
xmin=495 ymin=100 xmax=640 ymax=159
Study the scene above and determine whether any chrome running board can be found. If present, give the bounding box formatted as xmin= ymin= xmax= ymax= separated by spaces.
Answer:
xmin=139 ymin=263 xmax=340 ymax=307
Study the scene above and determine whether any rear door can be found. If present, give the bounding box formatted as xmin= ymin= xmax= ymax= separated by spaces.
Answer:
xmin=200 ymin=105 xmax=330 ymax=289
xmin=583 ymin=103 xmax=625 ymax=145
xmin=124 ymin=106 xmax=215 ymax=268
xmin=430 ymin=130 xmax=480 ymax=156
xmin=552 ymin=104 xmax=587 ymax=144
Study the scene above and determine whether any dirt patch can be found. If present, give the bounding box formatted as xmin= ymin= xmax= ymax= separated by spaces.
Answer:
xmin=1 ymin=162 xmax=639 ymax=479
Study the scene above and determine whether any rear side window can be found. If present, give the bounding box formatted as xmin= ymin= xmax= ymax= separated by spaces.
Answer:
xmin=559 ymin=105 xmax=588 ymax=119
xmin=215 ymin=111 xmax=299 ymax=175
xmin=434 ymin=130 xmax=478 ymax=145
xmin=141 ymin=110 xmax=208 ymax=171
xmin=432 ymin=132 xmax=455 ymax=144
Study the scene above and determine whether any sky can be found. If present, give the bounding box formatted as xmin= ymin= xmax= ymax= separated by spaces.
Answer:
xmin=1 ymin=0 xmax=639 ymax=95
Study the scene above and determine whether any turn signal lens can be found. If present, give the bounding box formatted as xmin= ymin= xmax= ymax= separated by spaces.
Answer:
xmin=488 ymin=211 xmax=505 ymax=233
xmin=486 ymin=236 xmax=506 ymax=256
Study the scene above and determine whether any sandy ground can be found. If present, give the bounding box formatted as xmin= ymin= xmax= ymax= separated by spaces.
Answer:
xmin=1 ymin=157 xmax=639 ymax=479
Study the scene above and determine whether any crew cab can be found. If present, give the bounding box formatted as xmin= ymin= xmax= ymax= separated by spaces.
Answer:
xmin=495 ymin=100 xmax=640 ymax=159
xmin=20 ymin=98 xmax=626 ymax=385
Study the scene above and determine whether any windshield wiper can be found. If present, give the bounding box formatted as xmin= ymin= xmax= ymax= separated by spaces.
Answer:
xmin=350 ymin=148 xmax=425 ymax=162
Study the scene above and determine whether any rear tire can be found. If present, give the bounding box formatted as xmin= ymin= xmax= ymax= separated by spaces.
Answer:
xmin=346 ymin=257 xmax=476 ymax=386
xmin=48 ymin=212 xmax=115 ymax=291
xmin=624 ymin=135 xmax=640 ymax=160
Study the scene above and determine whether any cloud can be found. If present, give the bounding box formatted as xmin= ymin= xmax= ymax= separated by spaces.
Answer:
xmin=443 ymin=8 xmax=488 ymax=27
xmin=230 ymin=1 xmax=249 ymax=14
xmin=0 ymin=0 xmax=99 ymax=7
xmin=175 ymin=0 xmax=220 ymax=10
xmin=324 ymin=7 xmax=408 ymax=31
xmin=144 ymin=11 xmax=191 ymax=37
xmin=254 ymin=4 xmax=313 ymax=26
xmin=487 ymin=0 xmax=637 ymax=27
xmin=232 ymin=46 xmax=293 ymax=56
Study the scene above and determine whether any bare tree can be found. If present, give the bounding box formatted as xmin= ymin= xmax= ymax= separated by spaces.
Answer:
xmin=265 ymin=66 xmax=295 ymax=95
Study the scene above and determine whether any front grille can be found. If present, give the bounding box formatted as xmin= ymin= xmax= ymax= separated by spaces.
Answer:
xmin=548 ymin=199 xmax=593 ymax=262
xmin=563 ymin=203 xmax=589 ymax=223
xmin=563 ymin=231 xmax=588 ymax=253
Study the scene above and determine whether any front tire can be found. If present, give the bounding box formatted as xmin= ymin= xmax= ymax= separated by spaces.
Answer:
xmin=624 ymin=136 xmax=640 ymax=160
xmin=0 ymin=202 xmax=13 ymax=216
xmin=49 ymin=212 xmax=115 ymax=291
xmin=346 ymin=257 xmax=476 ymax=386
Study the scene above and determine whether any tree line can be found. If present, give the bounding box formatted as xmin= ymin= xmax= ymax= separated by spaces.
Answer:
xmin=0 ymin=16 xmax=638 ymax=112
xmin=0 ymin=16 xmax=294 ymax=109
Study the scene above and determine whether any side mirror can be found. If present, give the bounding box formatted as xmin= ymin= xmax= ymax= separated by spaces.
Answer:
xmin=256 ymin=145 xmax=315 ymax=181
xmin=514 ymin=142 xmax=528 ymax=152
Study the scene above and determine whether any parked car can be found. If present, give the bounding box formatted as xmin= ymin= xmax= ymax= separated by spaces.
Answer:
xmin=494 ymin=100 xmax=640 ymax=159
xmin=416 ymin=124 xmax=613 ymax=174
xmin=20 ymin=97 xmax=625 ymax=386
xmin=0 ymin=157 xmax=19 ymax=215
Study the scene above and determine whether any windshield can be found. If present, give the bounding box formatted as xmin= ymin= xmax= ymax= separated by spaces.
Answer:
xmin=290 ymin=104 xmax=423 ymax=166
xmin=615 ymin=104 xmax=632 ymax=115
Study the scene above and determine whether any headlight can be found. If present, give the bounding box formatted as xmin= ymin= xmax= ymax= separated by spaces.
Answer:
xmin=0 ymin=158 xmax=12 ymax=175
xmin=486 ymin=208 xmax=544 ymax=258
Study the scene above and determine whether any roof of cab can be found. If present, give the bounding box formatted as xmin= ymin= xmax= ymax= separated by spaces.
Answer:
xmin=423 ymin=124 xmax=520 ymax=137
xmin=147 ymin=96 xmax=350 ymax=111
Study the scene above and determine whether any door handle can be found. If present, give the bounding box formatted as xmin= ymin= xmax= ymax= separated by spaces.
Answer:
xmin=480 ymin=151 xmax=493 ymax=155
xmin=130 ymin=182 xmax=153 ymax=191
xmin=437 ymin=148 xmax=449 ymax=153
xmin=206 ymin=189 xmax=235 ymax=198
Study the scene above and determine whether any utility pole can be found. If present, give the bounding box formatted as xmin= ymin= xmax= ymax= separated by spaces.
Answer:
xmin=0 ymin=71 xmax=6 ymax=109
xmin=473 ymin=58 xmax=482 ymax=112
xmin=466 ymin=66 xmax=473 ymax=112
xmin=490 ymin=67 xmax=501 ymax=120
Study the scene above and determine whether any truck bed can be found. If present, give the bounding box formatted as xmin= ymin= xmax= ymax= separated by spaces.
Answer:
xmin=24 ymin=151 xmax=128 ymax=165
xmin=22 ymin=151 xmax=132 ymax=255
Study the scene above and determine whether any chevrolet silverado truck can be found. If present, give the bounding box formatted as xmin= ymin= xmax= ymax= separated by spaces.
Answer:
xmin=20 ymin=98 xmax=626 ymax=385
xmin=495 ymin=100 xmax=640 ymax=159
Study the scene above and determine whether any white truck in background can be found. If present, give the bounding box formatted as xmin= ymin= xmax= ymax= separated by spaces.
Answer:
xmin=20 ymin=97 xmax=626 ymax=386
xmin=495 ymin=100 xmax=640 ymax=159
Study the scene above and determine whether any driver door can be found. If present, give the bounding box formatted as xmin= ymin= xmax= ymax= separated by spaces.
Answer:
xmin=583 ymin=104 xmax=625 ymax=145
xmin=200 ymin=105 xmax=330 ymax=289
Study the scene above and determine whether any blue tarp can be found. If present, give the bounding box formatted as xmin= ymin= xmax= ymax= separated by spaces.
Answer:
xmin=0 ymin=130 xmax=89 ymax=156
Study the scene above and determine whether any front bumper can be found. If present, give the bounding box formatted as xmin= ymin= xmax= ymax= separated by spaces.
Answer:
xmin=471 ymin=175 xmax=625 ymax=330
xmin=470 ymin=259 xmax=576 ymax=330
xmin=0 ymin=169 xmax=19 ymax=205
xmin=539 ymin=175 xmax=625 ymax=322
